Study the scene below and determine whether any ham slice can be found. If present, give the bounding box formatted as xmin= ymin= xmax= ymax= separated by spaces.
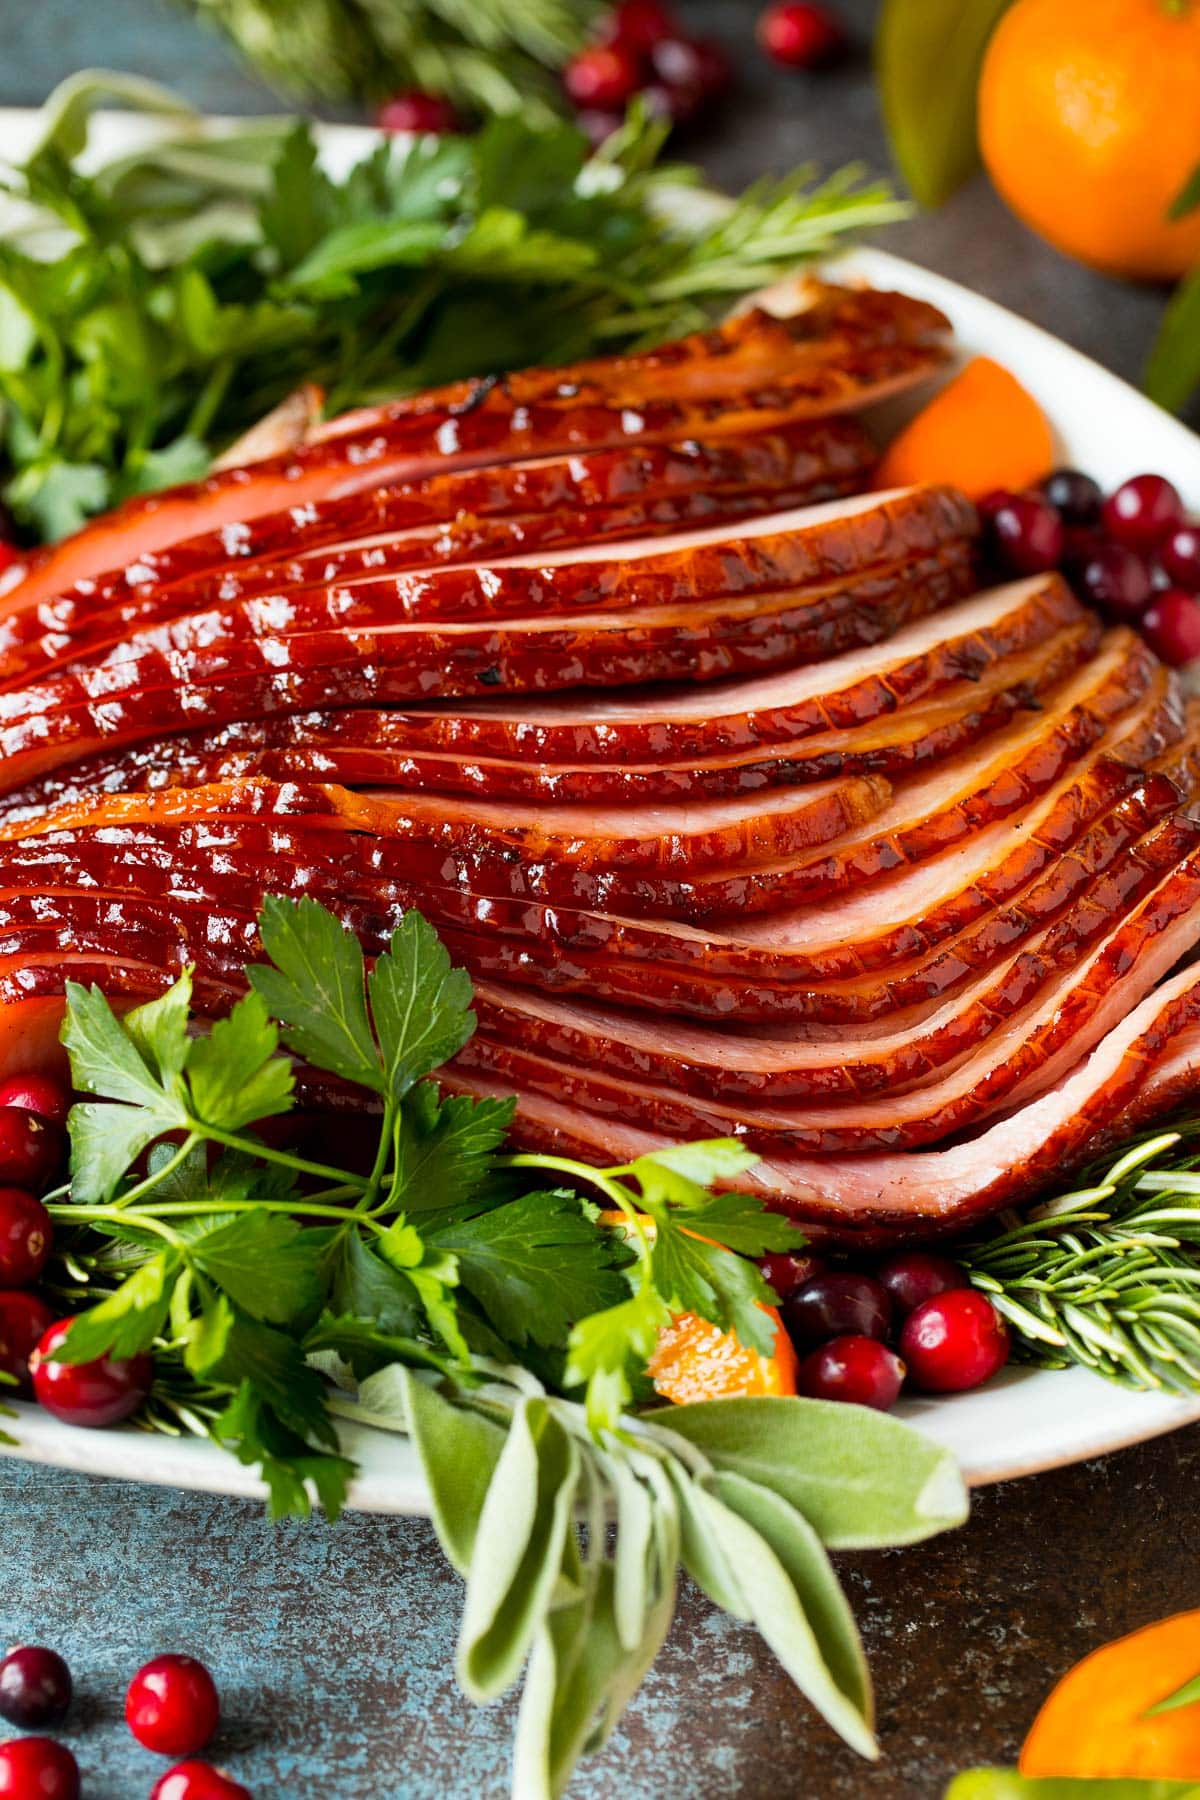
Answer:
xmin=439 ymin=959 xmax=1200 ymax=1240
xmin=455 ymin=824 xmax=1200 ymax=1151
xmin=6 ymin=284 xmax=950 ymax=613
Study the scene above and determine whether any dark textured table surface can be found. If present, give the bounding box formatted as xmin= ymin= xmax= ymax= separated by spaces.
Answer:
xmin=1 ymin=2 xmax=1198 ymax=1795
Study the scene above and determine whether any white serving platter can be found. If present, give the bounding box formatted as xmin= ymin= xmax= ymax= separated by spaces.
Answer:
xmin=0 ymin=109 xmax=1198 ymax=1509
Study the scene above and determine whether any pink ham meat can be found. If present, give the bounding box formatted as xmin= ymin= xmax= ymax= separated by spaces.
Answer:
xmin=3 ymin=419 xmax=875 ymax=664
xmin=6 ymin=283 xmax=950 ymax=614
xmin=0 ymin=580 xmax=1095 ymax=814
xmin=437 ymin=959 xmax=1200 ymax=1241
xmin=454 ymin=822 xmax=1200 ymax=1151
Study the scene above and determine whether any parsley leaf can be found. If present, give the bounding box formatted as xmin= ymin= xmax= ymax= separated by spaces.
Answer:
xmin=368 ymin=911 xmax=477 ymax=1103
xmin=186 ymin=992 xmax=295 ymax=1132
xmin=390 ymin=1084 xmax=515 ymax=1212
xmin=250 ymin=895 xmax=383 ymax=1093
xmin=181 ymin=1210 xmax=324 ymax=1327
xmin=429 ymin=1190 xmax=629 ymax=1349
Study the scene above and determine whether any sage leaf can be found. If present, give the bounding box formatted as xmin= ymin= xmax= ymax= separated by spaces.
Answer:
xmin=876 ymin=0 xmax=1014 ymax=206
xmin=1146 ymin=269 xmax=1200 ymax=417
xmin=403 ymin=1371 xmax=508 ymax=1579
xmin=649 ymin=1397 xmax=969 ymax=1548
xmin=599 ymin=1448 xmax=655 ymax=1652
xmin=710 ymin=1470 xmax=871 ymax=1731
xmin=682 ymin=1481 xmax=877 ymax=1760
xmin=664 ymin=1463 xmax=750 ymax=1620
xmin=946 ymin=1775 xmax=1200 ymax=1799
xmin=458 ymin=1398 xmax=581 ymax=1701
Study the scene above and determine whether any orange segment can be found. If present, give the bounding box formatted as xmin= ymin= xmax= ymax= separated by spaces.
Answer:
xmin=874 ymin=357 xmax=1054 ymax=499
xmin=646 ymin=1307 xmax=798 ymax=1404
xmin=1020 ymin=1609 xmax=1200 ymax=1780
xmin=596 ymin=1210 xmax=798 ymax=1402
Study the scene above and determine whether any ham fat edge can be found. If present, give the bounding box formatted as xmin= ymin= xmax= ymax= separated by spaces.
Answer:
xmin=4 ymin=277 xmax=1199 ymax=1241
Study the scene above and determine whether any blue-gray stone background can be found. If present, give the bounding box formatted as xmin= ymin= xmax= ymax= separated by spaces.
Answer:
xmin=2 ymin=2 xmax=1198 ymax=1795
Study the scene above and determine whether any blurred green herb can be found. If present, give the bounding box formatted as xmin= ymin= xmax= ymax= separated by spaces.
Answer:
xmin=181 ymin=0 xmax=601 ymax=119
xmin=0 ymin=72 xmax=906 ymax=540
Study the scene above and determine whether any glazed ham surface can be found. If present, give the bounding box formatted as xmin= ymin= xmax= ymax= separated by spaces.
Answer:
xmin=2 ymin=275 xmax=1197 ymax=1241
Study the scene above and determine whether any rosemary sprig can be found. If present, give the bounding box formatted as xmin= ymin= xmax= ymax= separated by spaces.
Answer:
xmin=961 ymin=1124 xmax=1200 ymax=1393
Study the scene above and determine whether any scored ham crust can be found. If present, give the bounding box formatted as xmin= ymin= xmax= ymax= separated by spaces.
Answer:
xmin=0 ymin=277 xmax=1196 ymax=1241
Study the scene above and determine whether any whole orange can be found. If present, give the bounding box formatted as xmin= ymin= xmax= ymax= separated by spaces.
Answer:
xmin=978 ymin=0 xmax=1200 ymax=281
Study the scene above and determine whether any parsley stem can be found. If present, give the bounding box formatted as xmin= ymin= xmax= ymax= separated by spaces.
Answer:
xmin=498 ymin=1152 xmax=654 ymax=1264
xmin=196 ymin=1125 xmax=369 ymax=1192
xmin=111 ymin=1135 xmax=200 ymax=1211
xmin=51 ymin=1198 xmax=389 ymax=1235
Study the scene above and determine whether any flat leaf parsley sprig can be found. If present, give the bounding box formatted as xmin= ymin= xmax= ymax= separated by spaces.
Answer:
xmin=38 ymin=895 xmax=973 ymax=1800
xmin=46 ymin=894 xmax=804 ymax=1515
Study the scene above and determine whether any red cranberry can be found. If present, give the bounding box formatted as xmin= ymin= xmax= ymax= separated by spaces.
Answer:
xmin=151 ymin=1765 xmax=252 ymax=1800
xmin=986 ymin=492 xmax=1065 ymax=575
xmin=126 ymin=1654 xmax=220 ymax=1758
xmin=0 ymin=1291 xmax=55 ymax=1394
xmin=0 ymin=1189 xmax=52 ymax=1288
xmin=757 ymin=2 xmax=848 ymax=68
xmin=795 ymin=1335 xmax=905 ymax=1410
xmin=1103 ymin=474 xmax=1184 ymax=551
xmin=0 ymin=1109 xmax=63 ymax=1196
xmin=783 ymin=1271 xmax=892 ymax=1348
xmin=875 ymin=1251 xmax=969 ymax=1320
xmin=1072 ymin=539 xmax=1154 ymax=620
xmin=759 ymin=1250 xmax=826 ymax=1301
xmin=600 ymin=0 xmax=678 ymax=51
xmin=0 ymin=1647 xmax=72 ymax=1729
xmin=976 ymin=487 xmax=1014 ymax=521
xmin=1143 ymin=588 xmax=1200 ymax=667
xmin=564 ymin=43 xmax=644 ymax=111
xmin=1039 ymin=468 xmax=1103 ymax=525
xmin=649 ymin=36 xmax=733 ymax=99
xmin=30 ymin=1319 xmax=153 ymax=1428
xmin=0 ymin=1075 xmax=69 ymax=1127
xmin=375 ymin=91 xmax=460 ymax=135
xmin=1162 ymin=524 xmax=1200 ymax=593
xmin=899 ymin=1289 xmax=1010 ymax=1393
xmin=0 ymin=1738 xmax=79 ymax=1800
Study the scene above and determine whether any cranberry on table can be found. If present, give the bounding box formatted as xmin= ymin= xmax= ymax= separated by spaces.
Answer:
xmin=1162 ymin=524 xmax=1200 ymax=594
xmin=126 ymin=1654 xmax=220 ymax=1758
xmin=0 ymin=1646 xmax=72 ymax=1729
xmin=0 ymin=1075 xmax=70 ymax=1127
xmin=1102 ymin=474 xmax=1185 ymax=551
xmin=599 ymin=0 xmax=678 ymax=51
xmin=986 ymin=491 xmax=1064 ymax=575
xmin=795 ymin=1335 xmax=905 ymax=1411
xmin=649 ymin=36 xmax=733 ymax=100
xmin=375 ymin=91 xmax=460 ymax=135
xmin=30 ymin=1319 xmax=153 ymax=1428
xmin=757 ymin=2 xmax=848 ymax=68
xmin=0 ymin=1188 xmax=52 ymax=1288
xmin=0 ymin=1737 xmax=79 ymax=1800
xmin=759 ymin=1249 xmax=826 ymax=1301
xmin=783 ymin=1270 xmax=892 ymax=1348
xmin=875 ymin=1250 xmax=969 ymax=1320
xmin=564 ymin=42 xmax=644 ymax=110
xmin=151 ymin=1763 xmax=252 ymax=1800
xmin=0 ymin=1290 xmax=55 ymax=1394
xmin=1142 ymin=588 xmax=1200 ymax=668
xmin=1072 ymin=539 xmax=1154 ymax=621
xmin=899 ymin=1288 xmax=1010 ymax=1393
xmin=1039 ymin=467 xmax=1103 ymax=525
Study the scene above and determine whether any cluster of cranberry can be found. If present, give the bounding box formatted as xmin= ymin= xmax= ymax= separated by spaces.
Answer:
xmin=376 ymin=1 xmax=850 ymax=145
xmin=0 ymin=1647 xmax=248 ymax=1799
xmin=982 ymin=469 xmax=1200 ymax=668
xmin=760 ymin=1249 xmax=1011 ymax=1411
xmin=0 ymin=1070 xmax=156 ymax=1430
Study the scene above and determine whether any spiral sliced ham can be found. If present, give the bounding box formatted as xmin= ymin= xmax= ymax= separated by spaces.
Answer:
xmin=0 ymin=277 xmax=1195 ymax=1241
